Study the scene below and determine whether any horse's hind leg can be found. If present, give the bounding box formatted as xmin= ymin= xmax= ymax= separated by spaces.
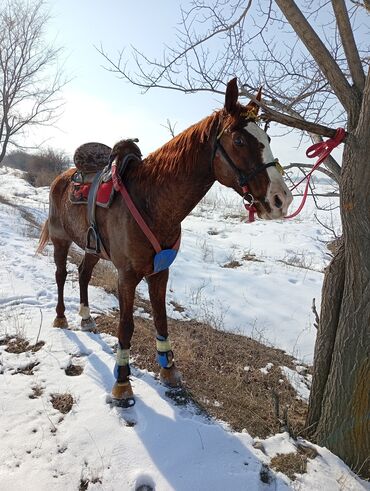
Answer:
xmin=147 ymin=269 xmax=181 ymax=388
xmin=78 ymin=253 xmax=100 ymax=331
xmin=52 ymin=238 xmax=71 ymax=328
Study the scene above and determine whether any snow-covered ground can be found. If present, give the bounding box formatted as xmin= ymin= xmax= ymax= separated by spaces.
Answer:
xmin=0 ymin=167 xmax=367 ymax=491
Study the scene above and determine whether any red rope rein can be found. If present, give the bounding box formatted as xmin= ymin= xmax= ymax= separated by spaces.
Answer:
xmin=284 ymin=128 xmax=345 ymax=220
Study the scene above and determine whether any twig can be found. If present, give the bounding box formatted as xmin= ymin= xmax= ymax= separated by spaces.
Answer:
xmin=197 ymin=428 xmax=205 ymax=450
xmin=272 ymin=391 xmax=280 ymax=419
xmin=311 ymin=298 xmax=320 ymax=329
xmin=35 ymin=308 xmax=43 ymax=344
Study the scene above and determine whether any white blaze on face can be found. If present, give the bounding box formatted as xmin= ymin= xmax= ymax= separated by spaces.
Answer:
xmin=244 ymin=122 xmax=292 ymax=217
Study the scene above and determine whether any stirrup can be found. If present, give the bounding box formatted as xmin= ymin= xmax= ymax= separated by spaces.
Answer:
xmin=85 ymin=225 xmax=101 ymax=255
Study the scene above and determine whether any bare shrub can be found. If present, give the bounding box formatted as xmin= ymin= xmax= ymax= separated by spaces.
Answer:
xmin=3 ymin=148 xmax=70 ymax=187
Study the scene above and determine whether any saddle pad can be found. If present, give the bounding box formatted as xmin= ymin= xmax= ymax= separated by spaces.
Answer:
xmin=70 ymin=180 xmax=115 ymax=208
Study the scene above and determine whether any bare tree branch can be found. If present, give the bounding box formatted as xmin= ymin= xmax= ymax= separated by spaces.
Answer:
xmin=332 ymin=0 xmax=365 ymax=92
xmin=274 ymin=0 xmax=356 ymax=113
xmin=240 ymin=88 xmax=347 ymax=139
xmin=283 ymin=162 xmax=338 ymax=182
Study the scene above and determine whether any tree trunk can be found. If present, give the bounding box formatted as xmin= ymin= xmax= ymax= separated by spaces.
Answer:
xmin=307 ymin=132 xmax=370 ymax=478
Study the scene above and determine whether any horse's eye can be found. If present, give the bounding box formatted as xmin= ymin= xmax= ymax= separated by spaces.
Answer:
xmin=234 ymin=136 xmax=244 ymax=146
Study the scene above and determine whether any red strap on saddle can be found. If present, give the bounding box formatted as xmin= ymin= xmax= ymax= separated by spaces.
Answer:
xmin=111 ymin=163 xmax=162 ymax=253
xmin=284 ymin=128 xmax=345 ymax=219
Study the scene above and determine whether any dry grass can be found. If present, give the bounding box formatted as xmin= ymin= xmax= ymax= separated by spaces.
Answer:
xmin=270 ymin=451 xmax=308 ymax=480
xmin=222 ymin=260 xmax=242 ymax=268
xmin=65 ymin=364 xmax=83 ymax=376
xmin=29 ymin=385 xmax=44 ymax=399
xmin=0 ymin=335 xmax=44 ymax=354
xmin=79 ymin=478 xmax=102 ymax=491
xmin=90 ymin=260 xmax=118 ymax=295
xmin=96 ymin=310 xmax=308 ymax=438
xmin=169 ymin=300 xmax=186 ymax=313
xmin=242 ymin=252 xmax=264 ymax=262
xmin=14 ymin=361 xmax=40 ymax=375
xmin=50 ymin=393 xmax=74 ymax=414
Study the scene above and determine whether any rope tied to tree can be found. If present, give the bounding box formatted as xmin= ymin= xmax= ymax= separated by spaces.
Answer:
xmin=284 ymin=128 xmax=346 ymax=219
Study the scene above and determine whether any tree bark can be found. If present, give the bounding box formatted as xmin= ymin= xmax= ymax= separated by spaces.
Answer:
xmin=306 ymin=241 xmax=345 ymax=433
xmin=307 ymin=131 xmax=370 ymax=478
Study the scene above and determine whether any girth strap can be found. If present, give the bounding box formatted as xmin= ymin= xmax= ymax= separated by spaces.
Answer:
xmin=85 ymin=169 xmax=110 ymax=258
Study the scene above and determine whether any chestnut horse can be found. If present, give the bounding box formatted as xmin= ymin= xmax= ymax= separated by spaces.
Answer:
xmin=37 ymin=78 xmax=292 ymax=406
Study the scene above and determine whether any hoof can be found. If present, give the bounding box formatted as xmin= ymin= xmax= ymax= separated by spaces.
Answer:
xmin=160 ymin=365 xmax=182 ymax=388
xmin=53 ymin=316 xmax=68 ymax=328
xmin=80 ymin=316 xmax=96 ymax=331
xmin=111 ymin=381 xmax=135 ymax=408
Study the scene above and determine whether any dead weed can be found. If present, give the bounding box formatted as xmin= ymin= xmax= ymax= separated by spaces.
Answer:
xmin=51 ymin=393 xmax=74 ymax=414
xmin=1 ymin=335 xmax=44 ymax=354
xmin=29 ymin=385 xmax=44 ymax=399
xmin=222 ymin=260 xmax=242 ymax=268
xmin=65 ymin=364 xmax=83 ymax=376
xmin=270 ymin=451 xmax=308 ymax=480
xmin=14 ymin=361 xmax=40 ymax=375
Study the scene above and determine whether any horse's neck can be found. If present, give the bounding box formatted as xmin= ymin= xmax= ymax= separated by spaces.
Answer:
xmin=129 ymin=122 xmax=218 ymax=245
xmin=149 ymin=159 xmax=214 ymax=224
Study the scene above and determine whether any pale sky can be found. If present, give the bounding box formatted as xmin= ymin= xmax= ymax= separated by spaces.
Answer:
xmin=26 ymin=0 xmax=222 ymax=158
xmin=25 ymin=0 xmax=346 ymax=165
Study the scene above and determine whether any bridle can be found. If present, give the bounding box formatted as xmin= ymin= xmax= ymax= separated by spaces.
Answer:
xmin=214 ymin=119 xmax=282 ymax=222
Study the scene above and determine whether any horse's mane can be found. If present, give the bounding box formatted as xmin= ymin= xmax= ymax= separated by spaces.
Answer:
xmin=133 ymin=110 xmax=223 ymax=184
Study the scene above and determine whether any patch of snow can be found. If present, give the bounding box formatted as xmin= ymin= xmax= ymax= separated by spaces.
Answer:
xmin=280 ymin=366 xmax=311 ymax=402
xmin=260 ymin=362 xmax=274 ymax=374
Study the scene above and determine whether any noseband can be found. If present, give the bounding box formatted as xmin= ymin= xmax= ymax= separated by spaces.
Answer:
xmin=216 ymin=141 xmax=277 ymax=190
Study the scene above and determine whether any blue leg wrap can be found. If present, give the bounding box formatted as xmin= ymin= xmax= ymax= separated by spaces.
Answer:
xmin=156 ymin=351 xmax=174 ymax=369
xmin=156 ymin=335 xmax=174 ymax=369
xmin=114 ymin=343 xmax=131 ymax=380
xmin=114 ymin=362 xmax=131 ymax=380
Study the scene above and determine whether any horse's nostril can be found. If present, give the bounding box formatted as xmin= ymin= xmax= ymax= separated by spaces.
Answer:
xmin=274 ymin=195 xmax=283 ymax=209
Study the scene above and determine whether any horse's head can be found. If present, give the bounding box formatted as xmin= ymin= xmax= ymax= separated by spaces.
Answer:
xmin=213 ymin=78 xmax=292 ymax=219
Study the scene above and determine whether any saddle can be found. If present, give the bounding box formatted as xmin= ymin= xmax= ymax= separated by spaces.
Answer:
xmin=70 ymin=139 xmax=142 ymax=257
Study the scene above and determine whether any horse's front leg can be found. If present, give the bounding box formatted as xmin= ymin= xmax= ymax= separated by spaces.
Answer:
xmin=78 ymin=253 xmax=100 ymax=330
xmin=111 ymin=269 xmax=141 ymax=406
xmin=147 ymin=269 xmax=182 ymax=388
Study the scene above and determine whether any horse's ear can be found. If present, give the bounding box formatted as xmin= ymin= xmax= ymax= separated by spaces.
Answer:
xmin=245 ymin=86 xmax=262 ymax=116
xmin=224 ymin=78 xmax=239 ymax=115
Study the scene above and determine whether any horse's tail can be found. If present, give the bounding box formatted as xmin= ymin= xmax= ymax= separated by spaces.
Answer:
xmin=36 ymin=219 xmax=50 ymax=254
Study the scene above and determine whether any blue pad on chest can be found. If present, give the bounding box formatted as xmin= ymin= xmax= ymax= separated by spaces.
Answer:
xmin=153 ymin=249 xmax=178 ymax=273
